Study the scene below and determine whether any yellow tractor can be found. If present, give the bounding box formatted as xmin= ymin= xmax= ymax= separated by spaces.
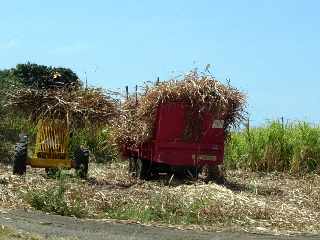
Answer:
xmin=12 ymin=118 xmax=89 ymax=178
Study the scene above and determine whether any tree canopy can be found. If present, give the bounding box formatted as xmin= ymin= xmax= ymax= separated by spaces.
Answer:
xmin=10 ymin=63 xmax=81 ymax=89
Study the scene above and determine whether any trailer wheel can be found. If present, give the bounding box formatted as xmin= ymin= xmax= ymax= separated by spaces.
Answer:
xmin=203 ymin=165 xmax=224 ymax=184
xmin=75 ymin=146 xmax=89 ymax=179
xmin=185 ymin=167 xmax=199 ymax=179
xmin=128 ymin=157 xmax=137 ymax=177
xmin=136 ymin=158 xmax=150 ymax=180
xmin=13 ymin=142 xmax=27 ymax=175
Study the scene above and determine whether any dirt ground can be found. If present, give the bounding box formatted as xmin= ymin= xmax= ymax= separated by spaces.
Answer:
xmin=0 ymin=161 xmax=320 ymax=236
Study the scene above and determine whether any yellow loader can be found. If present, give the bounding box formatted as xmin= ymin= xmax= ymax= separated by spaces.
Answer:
xmin=12 ymin=118 xmax=89 ymax=178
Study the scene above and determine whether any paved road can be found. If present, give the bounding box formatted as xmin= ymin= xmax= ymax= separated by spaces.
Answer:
xmin=0 ymin=209 xmax=318 ymax=240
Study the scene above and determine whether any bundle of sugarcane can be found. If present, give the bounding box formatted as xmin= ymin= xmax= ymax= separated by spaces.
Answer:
xmin=114 ymin=71 xmax=246 ymax=147
xmin=112 ymin=98 xmax=145 ymax=146
xmin=6 ymin=87 xmax=119 ymax=128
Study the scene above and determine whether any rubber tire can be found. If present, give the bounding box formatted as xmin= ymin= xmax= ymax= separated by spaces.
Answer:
xmin=204 ymin=165 xmax=225 ymax=184
xmin=13 ymin=142 xmax=27 ymax=175
xmin=128 ymin=157 xmax=137 ymax=177
xmin=74 ymin=146 xmax=89 ymax=179
xmin=136 ymin=158 xmax=150 ymax=180
xmin=185 ymin=167 xmax=199 ymax=179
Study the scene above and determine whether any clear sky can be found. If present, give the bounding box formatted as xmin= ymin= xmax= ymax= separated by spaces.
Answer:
xmin=1 ymin=0 xmax=319 ymax=124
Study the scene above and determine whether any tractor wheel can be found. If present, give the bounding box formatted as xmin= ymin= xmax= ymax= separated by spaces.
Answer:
xmin=13 ymin=142 xmax=27 ymax=175
xmin=74 ymin=146 xmax=89 ymax=179
xmin=128 ymin=157 xmax=137 ymax=177
xmin=136 ymin=158 xmax=150 ymax=180
xmin=203 ymin=165 xmax=225 ymax=184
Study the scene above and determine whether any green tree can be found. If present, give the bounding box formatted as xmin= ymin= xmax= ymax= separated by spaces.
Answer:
xmin=11 ymin=63 xmax=81 ymax=89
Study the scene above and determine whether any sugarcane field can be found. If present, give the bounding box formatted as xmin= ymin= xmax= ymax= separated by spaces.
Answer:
xmin=1 ymin=2 xmax=320 ymax=240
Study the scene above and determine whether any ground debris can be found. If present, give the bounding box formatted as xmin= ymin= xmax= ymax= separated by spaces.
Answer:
xmin=0 ymin=162 xmax=319 ymax=235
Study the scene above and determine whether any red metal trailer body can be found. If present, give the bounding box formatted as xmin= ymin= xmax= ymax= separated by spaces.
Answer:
xmin=123 ymin=102 xmax=225 ymax=173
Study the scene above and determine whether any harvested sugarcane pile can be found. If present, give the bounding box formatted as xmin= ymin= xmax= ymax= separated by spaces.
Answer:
xmin=114 ymin=70 xmax=246 ymax=147
xmin=6 ymin=86 xmax=119 ymax=128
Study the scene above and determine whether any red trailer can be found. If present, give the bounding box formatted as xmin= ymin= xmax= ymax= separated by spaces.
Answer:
xmin=123 ymin=102 xmax=225 ymax=181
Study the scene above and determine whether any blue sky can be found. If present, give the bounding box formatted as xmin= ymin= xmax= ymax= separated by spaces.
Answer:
xmin=1 ymin=0 xmax=319 ymax=124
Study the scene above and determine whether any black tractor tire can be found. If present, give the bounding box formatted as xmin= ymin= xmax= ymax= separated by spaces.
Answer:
xmin=13 ymin=142 xmax=27 ymax=175
xmin=74 ymin=146 xmax=89 ymax=179
xmin=203 ymin=165 xmax=225 ymax=184
xmin=136 ymin=158 xmax=150 ymax=180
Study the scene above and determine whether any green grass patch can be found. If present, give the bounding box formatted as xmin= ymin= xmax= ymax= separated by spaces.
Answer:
xmin=104 ymin=192 xmax=208 ymax=224
xmin=103 ymin=190 xmax=271 ymax=225
xmin=24 ymin=173 xmax=87 ymax=218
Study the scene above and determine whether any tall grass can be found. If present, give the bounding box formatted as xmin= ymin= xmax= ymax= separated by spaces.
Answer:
xmin=225 ymin=121 xmax=320 ymax=173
